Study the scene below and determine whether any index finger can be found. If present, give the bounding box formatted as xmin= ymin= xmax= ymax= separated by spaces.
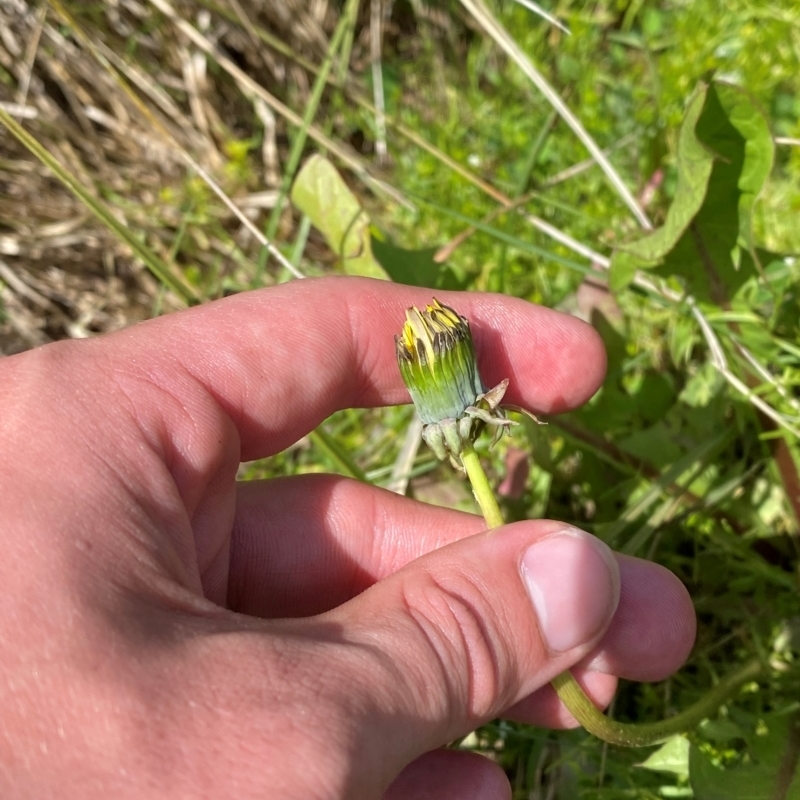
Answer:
xmin=101 ymin=276 xmax=606 ymax=461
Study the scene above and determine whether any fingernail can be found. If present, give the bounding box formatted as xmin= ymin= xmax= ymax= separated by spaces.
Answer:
xmin=521 ymin=528 xmax=620 ymax=653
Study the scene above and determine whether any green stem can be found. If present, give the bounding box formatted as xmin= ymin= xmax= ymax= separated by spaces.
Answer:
xmin=460 ymin=443 xmax=764 ymax=747
xmin=551 ymin=659 xmax=763 ymax=746
xmin=461 ymin=444 xmax=504 ymax=528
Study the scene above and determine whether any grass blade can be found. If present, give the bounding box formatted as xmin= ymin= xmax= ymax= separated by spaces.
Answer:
xmin=310 ymin=428 xmax=369 ymax=483
xmin=459 ymin=0 xmax=653 ymax=230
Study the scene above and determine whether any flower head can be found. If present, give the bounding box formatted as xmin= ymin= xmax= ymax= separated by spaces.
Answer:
xmin=396 ymin=299 xmax=484 ymax=424
xmin=395 ymin=299 xmax=514 ymax=463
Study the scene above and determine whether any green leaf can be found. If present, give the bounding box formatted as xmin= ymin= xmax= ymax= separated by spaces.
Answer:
xmin=290 ymin=154 xmax=388 ymax=279
xmin=691 ymin=747 xmax=778 ymax=800
xmin=638 ymin=736 xmax=690 ymax=777
xmin=608 ymin=250 xmax=642 ymax=293
xmin=715 ymin=83 xmax=774 ymax=256
xmin=690 ymin=712 xmax=800 ymax=800
xmin=679 ymin=361 xmax=725 ymax=407
xmin=291 ymin=157 xmax=465 ymax=289
xmin=609 ymin=82 xmax=712 ymax=291
xmin=609 ymin=81 xmax=774 ymax=303
xmin=370 ymin=236 xmax=466 ymax=290
xmin=699 ymin=718 xmax=746 ymax=743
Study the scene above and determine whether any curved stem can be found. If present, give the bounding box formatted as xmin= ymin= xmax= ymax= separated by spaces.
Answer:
xmin=460 ymin=443 xmax=764 ymax=747
xmin=551 ymin=660 xmax=763 ymax=746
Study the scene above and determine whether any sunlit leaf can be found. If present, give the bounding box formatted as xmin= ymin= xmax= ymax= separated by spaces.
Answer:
xmin=609 ymin=80 xmax=774 ymax=302
xmin=291 ymin=154 xmax=388 ymax=279
xmin=638 ymin=736 xmax=690 ymax=777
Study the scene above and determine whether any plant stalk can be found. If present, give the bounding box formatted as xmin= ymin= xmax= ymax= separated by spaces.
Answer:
xmin=459 ymin=442 xmax=763 ymax=747
xmin=461 ymin=444 xmax=504 ymax=528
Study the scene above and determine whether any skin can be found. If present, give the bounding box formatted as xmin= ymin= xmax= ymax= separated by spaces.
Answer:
xmin=0 ymin=277 xmax=696 ymax=799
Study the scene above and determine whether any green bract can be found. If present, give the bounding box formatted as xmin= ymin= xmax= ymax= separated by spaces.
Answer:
xmin=395 ymin=299 xmax=514 ymax=463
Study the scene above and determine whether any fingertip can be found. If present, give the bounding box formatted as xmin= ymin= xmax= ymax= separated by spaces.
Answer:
xmin=383 ymin=749 xmax=511 ymax=800
xmin=466 ymin=295 xmax=608 ymax=415
xmin=581 ymin=554 xmax=697 ymax=682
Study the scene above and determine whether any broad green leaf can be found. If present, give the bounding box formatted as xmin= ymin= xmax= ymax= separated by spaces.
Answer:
xmin=690 ymin=712 xmax=800 ymax=800
xmin=609 ymin=83 xmax=712 ymax=290
xmin=638 ymin=736 xmax=690 ymax=777
xmin=699 ymin=718 xmax=746 ymax=742
xmin=632 ymin=372 xmax=678 ymax=424
xmin=714 ymin=83 xmax=774 ymax=255
xmin=609 ymin=81 xmax=774 ymax=303
xmin=608 ymin=250 xmax=642 ymax=293
xmin=291 ymin=156 xmax=466 ymax=289
xmin=291 ymin=154 xmax=388 ymax=279
xmin=690 ymin=748 xmax=779 ymax=800
xmin=370 ymin=236 xmax=467 ymax=290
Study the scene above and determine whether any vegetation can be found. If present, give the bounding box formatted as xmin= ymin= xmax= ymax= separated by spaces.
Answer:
xmin=1 ymin=0 xmax=798 ymax=795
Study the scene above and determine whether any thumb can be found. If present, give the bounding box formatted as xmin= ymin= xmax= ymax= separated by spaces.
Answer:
xmin=325 ymin=520 xmax=620 ymax=781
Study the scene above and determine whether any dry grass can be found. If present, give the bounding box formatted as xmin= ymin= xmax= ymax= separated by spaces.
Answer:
xmin=0 ymin=0 xmax=382 ymax=353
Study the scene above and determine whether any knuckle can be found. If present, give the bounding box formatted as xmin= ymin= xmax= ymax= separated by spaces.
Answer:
xmin=398 ymin=568 xmax=520 ymax=722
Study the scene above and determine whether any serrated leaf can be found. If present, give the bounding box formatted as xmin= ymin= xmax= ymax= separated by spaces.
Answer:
xmin=291 ymin=154 xmax=388 ymax=279
xmin=609 ymin=81 xmax=774 ymax=303
xmin=715 ymin=83 xmax=774 ymax=255
xmin=609 ymin=83 xmax=712 ymax=282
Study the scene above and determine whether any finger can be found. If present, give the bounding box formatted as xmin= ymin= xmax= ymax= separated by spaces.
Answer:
xmin=314 ymin=520 xmax=621 ymax=774
xmin=93 ymin=276 xmax=606 ymax=461
xmin=229 ymin=479 xmax=695 ymax=734
xmin=228 ymin=474 xmax=484 ymax=616
xmin=229 ymin=476 xmax=696 ymax=734
xmin=580 ymin=553 xmax=696 ymax=681
xmin=500 ymin=555 xmax=696 ymax=729
xmin=383 ymin=749 xmax=511 ymax=800
xmin=228 ymin=478 xmax=696 ymax=690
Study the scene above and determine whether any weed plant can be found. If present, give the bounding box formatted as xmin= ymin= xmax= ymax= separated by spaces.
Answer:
xmin=0 ymin=0 xmax=798 ymax=795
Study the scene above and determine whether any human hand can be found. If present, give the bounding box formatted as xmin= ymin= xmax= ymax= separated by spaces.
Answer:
xmin=0 ymin=277 xmax=695 ymax=799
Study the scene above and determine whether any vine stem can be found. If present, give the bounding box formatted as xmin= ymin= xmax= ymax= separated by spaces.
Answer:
xmin=459 ymin=442 xmax=764 ymax=747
